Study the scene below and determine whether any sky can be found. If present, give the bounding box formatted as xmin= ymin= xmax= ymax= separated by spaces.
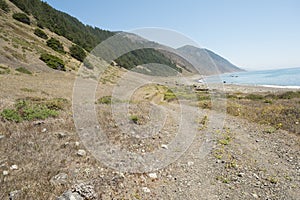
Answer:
xmin=43 ymin=0 xmax=300 ymax=70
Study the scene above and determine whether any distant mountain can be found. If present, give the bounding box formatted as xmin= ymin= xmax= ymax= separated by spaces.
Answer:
xmin=1 ymin=0 xmax=243 ymax=76
xmin=177 ymin=45 xmax=244 ymax=75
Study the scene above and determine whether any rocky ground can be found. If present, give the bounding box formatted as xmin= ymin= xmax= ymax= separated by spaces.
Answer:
xmin=0 ymin=70 xmax=299 ymax=199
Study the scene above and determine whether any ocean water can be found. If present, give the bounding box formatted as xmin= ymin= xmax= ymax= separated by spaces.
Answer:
xmin=204 ymin=67 xmax=300 ymax=88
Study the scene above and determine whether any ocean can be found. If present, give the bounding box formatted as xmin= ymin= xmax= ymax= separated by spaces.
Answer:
xmin=204 ymin=67 xmax=300 ymax=88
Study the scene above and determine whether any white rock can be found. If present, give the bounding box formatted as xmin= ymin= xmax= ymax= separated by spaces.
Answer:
xmin=187 ymin=161 xmax=194 ymax=166
xmin=252 ymin=193 xmax=258 ymax=198
xmin=57 ymin=132 xmax=67 ymax=139
xmin=75 ymin=141 xmax=80 ymax=147
xmin=3 ymin=170 xmax=9 ymax=176
xmin=142 ymin=187 xmax=151 ymax=193
xmin=41 ymin=128 xmax=47 ymax=133
xmin=0 ymin=135 xmax=5 ymax=140
xmin=148 ymin=173 xmax=158 ymax=179
xmin=10 ymin=165 xmax=18 ymax=170
xmin=161 ymin=144 xmax=168 ymax=149
xmin=77 ymin=149 xmax=86 ymax=157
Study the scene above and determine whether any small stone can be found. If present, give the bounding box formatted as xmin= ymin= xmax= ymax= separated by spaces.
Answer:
xmin=253 ymin=173 xmax=259 ymax=179
xmin=161 ymin=144 xmax=168 ymax=149
xmin=148 ymin=173 xmax=158 ymax=179
xmin=9 ymin=190 xmax=20 ymax=200
xmin=238 ymin=173 xmax=245 ymax=177
xmin=57 ymin=132 xmax=67 ymax=139
xmin=77 ymin=149 xmax=86 ymax=157
xmin=41 ymin=128 xmax=47 ymax=133
xmin=0 ymin=135 xmax=5 ymax=140
xmin=142 ymin=187 xmax=151 ymax=193
xmin=3 ymin=170 xmax=9 ymax=176
xmin=252 ymin=193 xmax=258 ymax=198
xmin=187 ymin=161 xmax=194 ymax=166
xmin=57 ymin=190 xmax=83 ymax=200
xmin=75 ymin=141 xmax=80 ymax=147
xmin=10 ymin=165 xmax=18 ymax=170
xmin=296 ymin=121 xmax=299 ymax=125
xmin=33 ymin=121 xmax=44 ymax=126
xmin=50 ymin=173 xmax=68 ymax=186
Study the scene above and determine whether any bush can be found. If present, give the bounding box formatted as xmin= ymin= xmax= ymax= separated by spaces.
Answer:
xmin=97 ymin=96 xmax=112 ymax=104
xmin=46 ymin=37 xmax=65 ymax=53
xmin=0 ymin=0 xmax=10 ymax=12
xmin=278 ymin=91 xmax=300 ymax=99
xmin=16 ymin=67 xmax=32 ymax=74
xmin=69 ymin=44 xmax=86 ymax=62
xmin=12 ymin=13 xmax=30 ymax=25
xmin=34 ymin=28 xmax=48 ymax=39
xmin=245 ymin=94 xmax=264 ymax=100
xmin=0 ymin=99 xmax=65 ymax=122
xmin=1 ymin=109 xmax=22 ymax=122
xmin=130 ymin=115 xmax=139 ymax=124
xmin=40 ymin=53 xmax=65 ymax=71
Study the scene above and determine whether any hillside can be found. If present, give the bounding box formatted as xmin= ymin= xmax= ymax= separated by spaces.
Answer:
xmin=0 ymin=1 xmax=299 ymax=199
xmin=177 ymin=45 xmax=244 ymax=75
xmin=1 ymin=0 xmax=243 ymax=76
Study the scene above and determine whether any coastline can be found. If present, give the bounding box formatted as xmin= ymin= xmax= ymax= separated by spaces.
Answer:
xmin=222 ymin=83 xmax=300 ymax=93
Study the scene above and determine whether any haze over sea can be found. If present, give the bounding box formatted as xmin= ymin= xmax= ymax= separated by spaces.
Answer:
xmin=205 ymin=67 xmax=300 ymax=88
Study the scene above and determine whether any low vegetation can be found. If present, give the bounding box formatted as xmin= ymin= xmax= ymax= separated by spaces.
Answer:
xmin=0 ymin=0 xmax=10 ymax=12
xmin=34 ymin=28 xmax=48 ymax=39
xmin=0 ymin=98 xmax=68 ymax=122
xmin=12 ymin=12 xmax=30 ymax=25
xmin=15 ymin=66 xmax=32 ymax=74
xmin=69 ymin=44 xmax=86 ymax=62
xmin=46 ymin=37 xmax=65 ymax=53
xmin=130 ymin=115 xmax=139 ymax=124
xmin=39 ymin=53 xmax=65 ymax=71
xmin=97 ymin=96 xmax=112 ymax=104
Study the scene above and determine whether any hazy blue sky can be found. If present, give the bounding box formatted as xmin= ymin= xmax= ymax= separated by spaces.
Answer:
xmin=44 ymin=0 xmax=300 ymax=70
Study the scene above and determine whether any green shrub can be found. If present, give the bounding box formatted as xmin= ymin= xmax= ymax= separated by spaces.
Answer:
xmin=97 ymin=96 xmax=112 ymax=104
xmin=40 ymin=53 xmax=65 ymax=71
xmin=34 ymin=28 xmax=48 ymax=39
xmin=69 ymin=44 xmax=86 ymax=62
xmin=16 ymin=67 xmax=32 ymax=74
xmin=12 ymin=13 xmax=30 ymax=25
xmin=245 ymin=94 xmax=264 ymax=100
xmin=46 ymin=37 xmax=64 ymax=53
xmin=164 ymin=89 xmax=177 ymax=101
xmin=278 ymin=91 xmax=300 ymax=99
xmin=0 ymin=0 xmax=10 ymax=12
xmin=130 ymin=115 xmax=139 ymax=124
xmin=1 ymin=109 xmax=22 ymax=122
xmin=0 ymin=99 xmax=65 ymax=122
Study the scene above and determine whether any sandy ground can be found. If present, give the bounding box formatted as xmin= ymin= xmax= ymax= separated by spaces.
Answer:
xmin=0 ymin=71 xmax=299 ymax=199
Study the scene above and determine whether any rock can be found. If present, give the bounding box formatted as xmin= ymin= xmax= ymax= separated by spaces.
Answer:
xmin=148 ymin=173 xmax=158 ymax=179
xmin=72 ymin=183 xmax=97 ymax=199
xmin=0 ymin=135 xmax=5 ymax=140
xmin=57 ymin=132 xmax=67 ymax=139
xmin=33 ymin=121 xmax=44 ymax=126
xmin=251 ymin=193 xmax=258 ymax=198
xmin=75 ymin=141 xmax=80 ymax=147
xmin=50 ymin=173 xmax=68 ymax=186
xmin=187 ymin=161 xmax=194 ymax=166
xmin=77 ymin=149 xmax=86 ymax=157
xmin=10 ymin=165 xmax=18 ymax=170
xmin=238 ymin=172 xmax=245 ymax=177
xmin=9 ymin=190 xmax=20 ymax=200
xmin=142 ymin=187 xmax=151 ymax=193
xmin=161 ymin=144 xmax=168 ymax=149
xmin=41 ymin=128 xmax=47 ymax=133
xmin=3 ymin=170 xmax=9 ymax=176
xmin=57 ymin=190 xmax=83 ymax=200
